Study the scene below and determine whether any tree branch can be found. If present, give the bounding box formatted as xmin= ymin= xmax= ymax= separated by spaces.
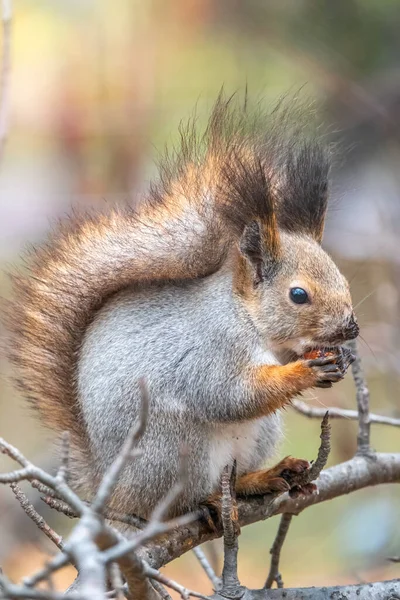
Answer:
xmin=264 ymin=513 xmax=293 ymax=589
xmin=141 ymin=452 xmax=400 ymax=570
xmin=40 ymin=495 xmax=147 ymax=530
xmin=291 ymin=399 xmax=400 ymax=428
xmin=91 ymin=379 xmax=148 ymax=515
xmin=349 ymin=340 xmax=371 ymax=454
xmin=215 ymin=579 xmax=400 ymax=599
xmin=10 ymin=484 xmax=64 ymax=551
xmin=192 ymin=547 xmax=221 ymax=592
xmin=220 ymin=464 xmax=243 ymax=599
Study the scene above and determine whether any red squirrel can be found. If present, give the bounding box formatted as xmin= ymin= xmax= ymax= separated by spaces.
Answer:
xmin=7 ymin=94 xmax=358 ymax=518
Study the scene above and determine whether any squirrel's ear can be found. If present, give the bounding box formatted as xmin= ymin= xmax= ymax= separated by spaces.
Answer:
xmin=218 ymin=150 xmax=281 ymax=278
xmin=239 ymin=217 xmax=280 ymax=283
xmin=273 ymin=142 xmax=330 ymax=244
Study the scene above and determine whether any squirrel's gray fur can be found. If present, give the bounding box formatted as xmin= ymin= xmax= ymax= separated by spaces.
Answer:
xmin=78 ymin=264 xmax=282 ymax=517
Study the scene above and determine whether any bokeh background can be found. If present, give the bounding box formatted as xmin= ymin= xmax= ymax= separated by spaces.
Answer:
xmin=0 ymin=0 xmax=399 ymax=595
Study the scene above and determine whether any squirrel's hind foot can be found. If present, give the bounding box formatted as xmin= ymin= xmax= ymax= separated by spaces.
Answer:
xmin=235 ymin=456 xmax=313 ymax=497
xmin=200 ymin=456 xmax=316 ymax=533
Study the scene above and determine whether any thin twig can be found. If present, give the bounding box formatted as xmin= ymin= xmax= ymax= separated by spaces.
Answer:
xmin=192 ymin=547 xmax=221 ymax=591
xmin=108 ymin=564 xmax=125 ymax=600
xmin=1 ymin=572 xmax=82 ymax=600
xmin=115 ymin=552 xmax=159 ymax=600
xmin=40 ymin=496 xmax=77 ymax=518
xmin=0 ymin=0 xmax=12 ymax=165
xmin=22 ymin=554 xmax=71 ymax=589
xmin=10 ymin=484 xmax=64 ymax=550
xmin=98 ymin=527 xmax=208 ymax=600
xmin=103 ymin=449 xmax=194 ymax=564
xmin=56 ymin=432 xmax=70 ymax=485
xmin=41 ymin=495 xmax=147 ymax=529
xmin=306 ymin=412 xmax=331 ymax=482
xmin=287 ymin=412 xmax=331 ymax=493
xmin=292 ymin=399 xmax=400 ymax=427
xmin=91 ymin=378 xmax=148 ymax=514
xmin=220 ymin=463 xmax=243 ymax=598
xmin=102 ymin=510 xmax=196 ymax=564
xmin=150 ymin=445 xmax=188 ymax=524
xmin=349 ymin=340 xmax=371 ymax=454
xmin=0 ymin=438 xmax=85 ymax=514
xmin=31 ymin=480 xmax=62 ymax=500
xmin=145 ymin=565 xmax=209 ymax=600
xmin=151 ymin=580 xmax=173 ymax=600
xmin=264 ymin=514 xmax=293 ymax=589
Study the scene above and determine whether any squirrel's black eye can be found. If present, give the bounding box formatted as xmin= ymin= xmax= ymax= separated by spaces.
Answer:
xmin=289 ymin=287 xmax=309 ymax=305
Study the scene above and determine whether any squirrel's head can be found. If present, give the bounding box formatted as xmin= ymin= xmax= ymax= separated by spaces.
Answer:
xmin=227 ymin=139 xmax=359 ymax=355
xmin=235 ymin=229 xmax=358 ymax=355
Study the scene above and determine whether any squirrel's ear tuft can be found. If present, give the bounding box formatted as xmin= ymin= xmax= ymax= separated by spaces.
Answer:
xmin=218 ymin=149 xmax=281 ymax=281
xmin=273 ymin=141 xmax=330 ymax=244
xmin=239 ymin=220 xmax=280 ymax=282
xmin=219 ymin=151 xmax=281 ymax=264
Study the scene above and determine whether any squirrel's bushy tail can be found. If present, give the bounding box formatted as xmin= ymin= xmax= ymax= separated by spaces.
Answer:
xmin=7 ymin=197 xmax=229 ymax=447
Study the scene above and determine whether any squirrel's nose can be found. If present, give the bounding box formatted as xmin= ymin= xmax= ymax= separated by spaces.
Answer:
xmin=343 ymin=313 xmax=359 ymax=340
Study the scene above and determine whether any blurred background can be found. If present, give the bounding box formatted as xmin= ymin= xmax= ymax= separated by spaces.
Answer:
xmin=0 ymin=0 xmax=399 ymax=595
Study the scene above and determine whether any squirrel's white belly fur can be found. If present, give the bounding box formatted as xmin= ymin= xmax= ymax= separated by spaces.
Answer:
xmin=208 ymin=420 xmax=264 ymax=486
xmin=208 ymin=348 xmax=282 ymax=488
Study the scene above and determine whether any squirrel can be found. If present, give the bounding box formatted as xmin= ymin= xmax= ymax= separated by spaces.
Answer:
xmin=7 ymin=94 xmax=359 ymax=519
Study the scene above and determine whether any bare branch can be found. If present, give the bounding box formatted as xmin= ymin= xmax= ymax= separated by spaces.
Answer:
xmin=145 ymin=565 xmax=209 ymax=600
xmin=56 ymin=432 xmax=70 ymax=485
xmin=108 ymin=564 xmax=125 ymax=600
xmin=114 ymin=553 xmax=160 ymax=600
xmin=97 ymin=527 xmax=206 ymax=600
xmin=103 ymin=449 xmax=195 ymax=565
xmin=40 ymin=496 xmax=77 ymax=518
xmin=306 ymin=411 xmax=331 ymax=482
xmin=22 ymin=554 xmax=71 ymax=589
xmin=0 ymin=0 xmax=12 ymax=165
xmin=150 ymin=580 xmax=173 ymax=600
xmin=291 ymin=399 xmax=400 ymax=427
xmin=220 ymin=463 xmax=243 ymax=599
xmin=221 ymin=579 xmax=400 ymax=599
xmin=1 ymin=574 xmax=82 ymax=600
xmin=31 ymin=480 xmax=62 ymax=500
xmin=142 ymin=452 xmax=400 ymax=570
xmin=192 ymin=547 xmax=221 ymax=592
xmin=0 ymin=466 xmax=32 ymax=483
xmin=103 ymin=507 xmax=196 ymax=564
xmin=150 ymin=446 xmax=188 ymax=524
xmin=42 ymin=495 xmax=147 ymax=529
xmin=10 ymin=484 xmax=64 ymax=551
xmin=264 ymin=514 xmax=293 ymax=589
xmin=91 ymin=379 xmax=148 ymax=515
xmin=0 ymin=438 xmax=85 ymax=514
xmin=349 ymin=340 xmax=371 ymax=454
xmin=65 ymin=523 xmax=107 ymax=600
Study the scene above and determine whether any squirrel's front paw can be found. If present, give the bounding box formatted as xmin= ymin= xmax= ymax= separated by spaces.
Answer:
xmin=304 ymin=346 xmax=355 ymax=388
xmin=336 ymin=346 xmax=356 ymax=375
xmin=304 ymin=353 xmax=344 ymax=388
